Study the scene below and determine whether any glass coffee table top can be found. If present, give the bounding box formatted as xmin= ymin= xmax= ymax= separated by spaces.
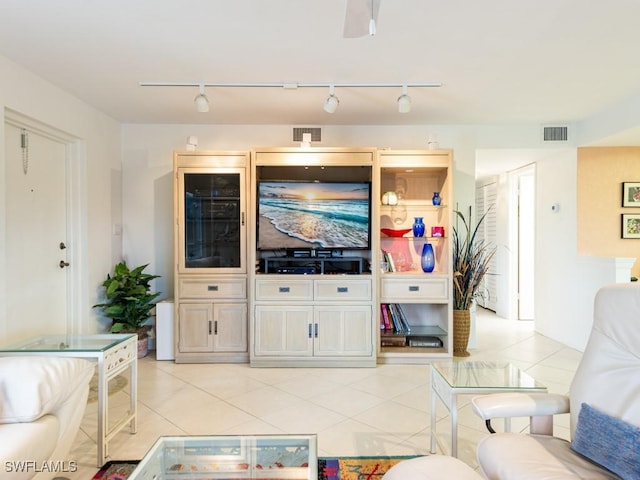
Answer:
xmin=129 ymin=434 xmax=317 ymax=480
xmin=432 ymin=361 xmax=545 ymax=390
xmin=0 ymin=334 xmax=136 ymax=352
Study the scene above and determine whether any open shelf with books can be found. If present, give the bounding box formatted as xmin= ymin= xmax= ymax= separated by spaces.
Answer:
xmin=379 ymin=303 xmax=447 ymax=352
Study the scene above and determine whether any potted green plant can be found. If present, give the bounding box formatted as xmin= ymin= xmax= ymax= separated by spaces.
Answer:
xmin=452 ymin=206 xmax=496 ymax=356
xmin=93 ymin=261 xmax=161 ymax=358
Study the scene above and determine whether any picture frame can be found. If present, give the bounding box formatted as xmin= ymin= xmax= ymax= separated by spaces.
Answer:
xmin=622 ymin=182 xmax=640 ymax=207
xmin=621 ymin=214 xmax=640 ymax=239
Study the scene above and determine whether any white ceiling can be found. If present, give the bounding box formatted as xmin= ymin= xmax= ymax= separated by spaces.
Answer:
xmin=1 ymin=0 xmax=640 ymax=132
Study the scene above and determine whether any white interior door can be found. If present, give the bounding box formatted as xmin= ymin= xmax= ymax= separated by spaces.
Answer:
xmin=518 ymin=172 xmax=535 ymax=320
xmin=5 ymin=123 xmax=69 ymax=341
xmin=476 ymin=182 xmax=498 ymax=311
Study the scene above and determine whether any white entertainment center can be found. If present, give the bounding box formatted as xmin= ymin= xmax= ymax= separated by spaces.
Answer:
xmin=173 ymin=147 xmax=453 ymax=366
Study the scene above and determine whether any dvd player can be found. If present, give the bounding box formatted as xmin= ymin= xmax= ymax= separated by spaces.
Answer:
xmin=275 ymin=266 xmax=317 ymax=274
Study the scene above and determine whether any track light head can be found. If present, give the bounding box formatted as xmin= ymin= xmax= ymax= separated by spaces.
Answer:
xmin=194 ymin=84 xmax=209 ymax=113
xmin=397 ymin=85 xmax=411 ymax=113
xmin=323 ymin=85 xmax=339 ymax=113
xmin=324 ymin=95 xmax=339 ymax=113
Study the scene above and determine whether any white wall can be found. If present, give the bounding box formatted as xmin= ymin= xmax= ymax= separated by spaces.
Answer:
xmin=475 ymin=150 xmax=621 ymax=351
xmin=534 ymin=151 xmax=620 ymax=350
xmin=0 ymin=55 xmax=122 ymax=338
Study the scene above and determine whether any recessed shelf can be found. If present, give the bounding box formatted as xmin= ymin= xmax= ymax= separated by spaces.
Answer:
xmin=381 ymin=325 xmax=447 ymax=337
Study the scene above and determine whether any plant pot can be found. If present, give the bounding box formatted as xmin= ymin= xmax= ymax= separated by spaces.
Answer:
xmin=137 ymin=337 xmax=149 ymax=358
xmin=453 ymin=309 xmax=471 ymax=357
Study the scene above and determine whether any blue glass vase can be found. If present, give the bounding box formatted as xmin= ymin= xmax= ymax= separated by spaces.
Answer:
xmin=432 ymin=192 xmax=442 ymax=206
xmin=421 ymin=243 xmax=435 ymax=272
xmin=412 ymin=217 xmax=425 ymax=237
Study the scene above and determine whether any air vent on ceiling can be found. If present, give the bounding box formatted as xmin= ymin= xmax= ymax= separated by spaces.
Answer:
xmin=293 ymin=127 xmax=321 ymax=142
xmin=542 ymin=126 xmax=568 ymax=142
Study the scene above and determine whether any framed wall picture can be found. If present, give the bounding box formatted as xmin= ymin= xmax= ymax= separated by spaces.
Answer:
xmin=621 ymin=214 xmax=640 ymax=238
xmin=622 ymin=182 xmax=640 ymax=207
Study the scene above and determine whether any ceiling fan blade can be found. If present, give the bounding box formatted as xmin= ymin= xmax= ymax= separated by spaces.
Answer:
xmin=343 ymin=0 xmax=381 ymax=38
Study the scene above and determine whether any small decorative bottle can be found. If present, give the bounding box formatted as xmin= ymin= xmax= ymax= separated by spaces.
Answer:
xmin=421 ymin=243 xmax=435 ymax=273
xmin=432 ymin=192 xmax=442 ymax=206
xmin=412 ymin=217 xmax=425 ymax=237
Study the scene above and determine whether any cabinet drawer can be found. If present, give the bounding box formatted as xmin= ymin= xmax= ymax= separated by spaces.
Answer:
xmin=179 ymin=277 xmax=246 ymax=299
xmin=314 ymin=279 xmax=372 ymax=301
xmin=255 ymin=278 xmax=313 ymax=301
xmin=381 ymin=277 xmax=448 ymax=301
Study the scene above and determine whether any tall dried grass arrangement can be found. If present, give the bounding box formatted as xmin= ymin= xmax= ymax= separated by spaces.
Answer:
xmin=452 ymin=206 xmax=496 ymax=310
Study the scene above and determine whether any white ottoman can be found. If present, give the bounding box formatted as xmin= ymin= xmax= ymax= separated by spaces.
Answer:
xmin=382 ymin=455 xmax=482 ymax=480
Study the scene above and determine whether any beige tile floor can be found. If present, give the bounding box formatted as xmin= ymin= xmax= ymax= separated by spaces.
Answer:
xmin=68 ymin=308 xmax=582 ymax=479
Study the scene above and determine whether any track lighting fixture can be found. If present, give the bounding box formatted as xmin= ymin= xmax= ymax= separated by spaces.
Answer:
xmin=397 ymin=85 xmax=411 ymax=113
xmin=141 ymin=81 xmax=441 ymax=113
xmin=194 ymin=84 xmax=209 ymax=113
xmin=323 ymin=85 xmax=339 ymax=113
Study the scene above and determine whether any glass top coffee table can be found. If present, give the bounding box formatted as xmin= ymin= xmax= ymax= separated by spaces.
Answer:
xmin=430 ymin=361 xmax=547 ymax=458
xmin=129 ymin=434 xmax=317 ymax=480
xmin=0 ymin=333 xmax=138 ymax=466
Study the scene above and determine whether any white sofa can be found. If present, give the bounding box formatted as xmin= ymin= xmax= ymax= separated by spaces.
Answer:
xmin=0 ymin=356 xmax=95 ymax=480
xmin=473 ymin=282 xmax=640 ymax=479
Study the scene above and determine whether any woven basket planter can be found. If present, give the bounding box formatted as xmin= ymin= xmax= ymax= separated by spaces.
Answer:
xmin=453 ymin=309 xmax=471 ymax=357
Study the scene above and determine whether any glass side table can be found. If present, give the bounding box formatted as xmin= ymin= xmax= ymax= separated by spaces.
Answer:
xmin=129 ymin=434 xmax=318 ymax=480
xmin=0 ymin=334 xmax=138 ymax=466
xmin=430 ymin=361 xmax=547 ymax=458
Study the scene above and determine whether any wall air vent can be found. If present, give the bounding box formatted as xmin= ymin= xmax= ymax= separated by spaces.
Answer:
xmin=293 ymin=127 xmax=321 ymax=142
xmin=542 ymin=126 xmax=569 ymax=142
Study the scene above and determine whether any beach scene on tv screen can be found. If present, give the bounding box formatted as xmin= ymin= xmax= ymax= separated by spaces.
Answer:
xmin=258 ymin=181 xmax=370 ymax=250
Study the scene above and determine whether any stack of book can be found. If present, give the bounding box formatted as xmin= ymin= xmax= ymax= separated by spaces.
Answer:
xmin=381 ymin=250 xmax=395 ymax=272
xmin=380 ymin=303 xmax=411 ymax=333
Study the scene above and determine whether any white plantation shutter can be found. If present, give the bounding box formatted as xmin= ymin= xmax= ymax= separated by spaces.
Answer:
xmin=475 ymin=182 xmax=497 ymax=311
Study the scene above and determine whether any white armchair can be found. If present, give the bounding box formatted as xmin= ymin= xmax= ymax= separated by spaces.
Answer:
xmin=472 ymin=283 xmax=640 ymax=479
xmin=0 ymin=356 xmax=94 ymax=480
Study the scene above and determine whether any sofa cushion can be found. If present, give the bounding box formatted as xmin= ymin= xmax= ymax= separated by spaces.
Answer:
xmin=571 ymin=403 xmax=640 ymax=479
xmin=0 ymin=356 xmax=94 ymax=423
xmin=0 ymin=415 xmax=60 ymax=480
xmin=476 ymin=433 xmax=617 ymax=479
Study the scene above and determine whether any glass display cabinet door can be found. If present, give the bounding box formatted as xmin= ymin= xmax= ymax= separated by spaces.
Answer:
xmin=178 ymin=168 xmax=246 ymax=273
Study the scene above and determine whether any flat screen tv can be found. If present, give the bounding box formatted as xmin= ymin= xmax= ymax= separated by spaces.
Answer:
xmin=257 ymin=180 xmax=371 ymax=251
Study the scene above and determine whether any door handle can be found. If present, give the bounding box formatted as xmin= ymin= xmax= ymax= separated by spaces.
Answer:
xmin=59 ymin=260 xmax=70 ymax=268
